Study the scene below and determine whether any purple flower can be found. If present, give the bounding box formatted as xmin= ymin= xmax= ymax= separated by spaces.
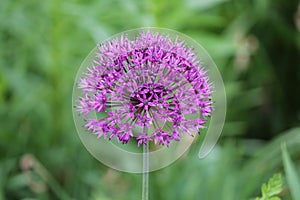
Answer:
xmin=75 ymin=94 xmax=93 ymax=116
xmin=152 ymin=129 xmax=172 ymax=147
xmin=75 ymin=30 xmax=213 ymax=147
xmin=136 ymin=114 xmax=151 ymax=128
xmin=92 ymin=92 xmax=107 ymax=112
xmin=136 ymin=133 xmax=152 ymax=147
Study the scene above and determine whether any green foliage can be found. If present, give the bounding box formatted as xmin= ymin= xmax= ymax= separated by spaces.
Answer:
xmin=282 ymin=144 xmax=300 ymax=200
xmin=0 ymin=0 xmax=300 ymax=199
xmin=255 ymin=174 xmax=282 ymax=200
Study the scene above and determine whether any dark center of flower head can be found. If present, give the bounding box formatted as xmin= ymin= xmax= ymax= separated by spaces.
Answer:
xmin=76 ymin=31 xmax=213 ymax=147
xmin=129 ymin=83 xmax=168 ymax=112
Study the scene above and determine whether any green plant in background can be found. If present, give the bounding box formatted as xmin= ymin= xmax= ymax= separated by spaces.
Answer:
xmin=255 ymin=173 xmax=282 ymax=200
xmin=282 ymin=144 xmax=300 ymax=200
xmin=1 ymin=0 xmax=300 ymax=199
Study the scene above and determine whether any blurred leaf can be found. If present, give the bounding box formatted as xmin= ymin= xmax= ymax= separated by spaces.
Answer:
xmin=255 ymin=173 xmax=282 ymax=200
xmin=6 ymin=174 xmax=28 ymax=191
xmin=186 ymin=0 xmax=228 ymax=10
xmin=241 ymin=127 xmax=300 ymax=198
xmin=281 ymin=143 xmax=300 ymax=200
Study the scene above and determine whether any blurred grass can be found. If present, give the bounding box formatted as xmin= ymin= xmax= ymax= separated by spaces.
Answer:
xmin=282 ymin=144 xmax=300 ymax=200
xmin=1 ymin=0 xmax=300 ymax=199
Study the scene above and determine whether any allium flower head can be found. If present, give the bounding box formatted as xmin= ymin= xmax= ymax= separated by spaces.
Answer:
xmin=75 ymin=30 xmax=213 ymax=147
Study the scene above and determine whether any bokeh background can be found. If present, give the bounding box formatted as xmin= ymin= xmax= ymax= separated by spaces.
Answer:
xmin=1 ymin=0 xmax=300 ymax=199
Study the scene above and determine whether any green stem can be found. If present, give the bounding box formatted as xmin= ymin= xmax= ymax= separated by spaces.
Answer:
xmin=142 ymin=127 xmax=149 ymax=200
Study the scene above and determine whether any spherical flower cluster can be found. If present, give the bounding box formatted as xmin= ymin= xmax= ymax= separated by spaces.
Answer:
xmin=75 ymin=30 xmax=213 ymax=147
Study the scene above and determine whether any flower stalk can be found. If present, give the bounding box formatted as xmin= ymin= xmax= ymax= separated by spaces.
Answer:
xmin=142 ymin=127 xmax=149 ymax=200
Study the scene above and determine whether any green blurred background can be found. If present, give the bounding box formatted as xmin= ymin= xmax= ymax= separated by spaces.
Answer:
xmin=1 ymin=0 xmax=300 ymax=199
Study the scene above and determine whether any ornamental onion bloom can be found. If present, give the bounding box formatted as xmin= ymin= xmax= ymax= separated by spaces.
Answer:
xmin=75 ymin=30 xmax=213 ymax=147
